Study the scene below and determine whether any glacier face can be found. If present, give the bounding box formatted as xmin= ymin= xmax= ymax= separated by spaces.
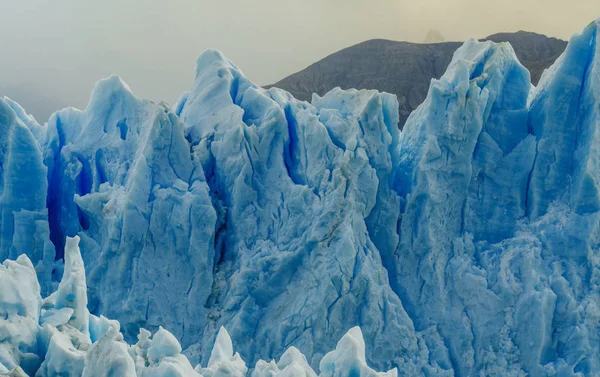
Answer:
xmin=38 ymin=75 xmax=218 ymax=349
xmin=0 ymin=18 xmax=600 ymax=377
xmin=174 ymin=50 xmax=422 ymax=369
xmin=393 ymin=33 xmax=600 ymax=376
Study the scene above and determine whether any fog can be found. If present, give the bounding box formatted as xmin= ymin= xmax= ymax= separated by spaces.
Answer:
xmin=1 ymin=0 xmax=599 ymax=121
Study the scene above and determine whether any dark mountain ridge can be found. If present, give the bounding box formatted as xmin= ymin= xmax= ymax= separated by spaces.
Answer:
xmin=269 ymin=31 xmax=567 ymax=127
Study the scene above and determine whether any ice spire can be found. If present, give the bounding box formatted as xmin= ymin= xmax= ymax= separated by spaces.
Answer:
xmin=42 ymin=236 xmax=89 ymax=335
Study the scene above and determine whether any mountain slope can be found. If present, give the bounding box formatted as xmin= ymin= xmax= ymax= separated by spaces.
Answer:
xmin=269 ymin=31 xmax=567 ymax=127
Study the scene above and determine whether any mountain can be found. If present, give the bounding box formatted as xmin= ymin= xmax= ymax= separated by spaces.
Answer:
xmin=1 ymin=19 xmax=600 ymax=377
xmin=423 ymin=29 xmax=445 ymax=43
xmin=269 ymin=31 xmax=567 ymax=128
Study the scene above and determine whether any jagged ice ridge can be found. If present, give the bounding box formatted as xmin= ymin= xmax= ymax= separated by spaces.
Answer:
xmin=1 ymin=18 xmax=600 ymax=377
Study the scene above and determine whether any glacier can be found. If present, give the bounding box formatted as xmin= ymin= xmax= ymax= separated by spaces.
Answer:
xmin=0 ymin=18 xmax=599 ymax=377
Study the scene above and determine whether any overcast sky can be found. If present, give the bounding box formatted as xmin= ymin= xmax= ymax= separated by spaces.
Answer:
xmin=1 ymin=0 xmax=599 ymax=121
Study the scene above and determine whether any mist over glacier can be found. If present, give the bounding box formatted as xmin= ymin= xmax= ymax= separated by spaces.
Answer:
xmin=1 ymin=18 xmax=600 ymax=377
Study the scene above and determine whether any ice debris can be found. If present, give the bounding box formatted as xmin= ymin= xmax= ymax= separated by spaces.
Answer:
xmin=0 ymin=240 xmax=391 ymax=377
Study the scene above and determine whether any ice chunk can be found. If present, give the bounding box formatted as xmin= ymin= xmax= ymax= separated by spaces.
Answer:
xmin=252 ymin=360 xmax=280 ymax=377
xmin=131 ymin=327 xmax=201 ymax=377
xmin=36 ymin=327 xmax=88 ymax=377
xmin=0 ymin=255 xmax=41 ymax=373
xmin=88 ymin=314 xmax=120 ymax=344
xmin=319 ymin=328 xmax=397 ymax=377
xmin=277 ymin=348 xmax=317 ymax=377
xmin=198 ymin=327 xmax=247 ymax=377
xmin=81 ymin=327 xmax=136 ymax=377
xmin=42 ymin=236 xmax=89 ymax=335
xmin=140 ymin=359 xmax=202 ymax=377
xmin=251 ymin=347 xmax=318 ymax=377
xmin=0 ymin=255 xmax=40 ymax=319
xmin=40 ymin=307 xmax=75 ymax=327
xmin=147 ymin=327 xmax=183 ymax=361
xmin=130 ymin=328 xmax=152 ymax=372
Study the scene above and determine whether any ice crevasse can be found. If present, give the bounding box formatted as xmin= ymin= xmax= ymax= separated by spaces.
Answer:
xmin=0 ymin=18 xmax=600 ymax=377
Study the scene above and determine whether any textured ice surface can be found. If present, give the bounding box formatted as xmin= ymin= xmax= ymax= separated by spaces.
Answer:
xmin=1 ymin=18 xmax=600 ymax=377
xmin=319 ymin=327 xmax=397 ymax=377
xmin=0 ymin=241 xmax=391 ymax=377
xmin=197 ymin=327 xmax=247 ymax=377
xmin=392 ymin=21 xmax=600 ymax=376
xmin=40 ymin=75 xmax=216 ymax=349
xmin=0 ymin=97 xmax=55 ymax=294
xmin=0 ymin=254 xmax=41 ymax=375
xmin=175 ymin=49 xmax=420 ymax=370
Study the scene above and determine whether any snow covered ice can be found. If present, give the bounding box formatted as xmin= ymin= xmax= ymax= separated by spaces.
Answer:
xmin=1 ymin=18 xmax=600 ymax=377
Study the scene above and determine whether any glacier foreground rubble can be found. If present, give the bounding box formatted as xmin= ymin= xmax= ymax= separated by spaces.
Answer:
xmin=1 ymin=18 xmax=600 ymax=377
xmin=0 ymin=238 xmax=395 ymax=377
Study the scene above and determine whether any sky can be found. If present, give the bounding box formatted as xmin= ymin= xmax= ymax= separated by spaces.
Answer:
xmin=1 ymin=0 xmax=599 ymax=121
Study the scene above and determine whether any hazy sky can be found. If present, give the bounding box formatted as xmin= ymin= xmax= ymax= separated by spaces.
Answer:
xmin=1 ymin=0 xmax=599 ymax=121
